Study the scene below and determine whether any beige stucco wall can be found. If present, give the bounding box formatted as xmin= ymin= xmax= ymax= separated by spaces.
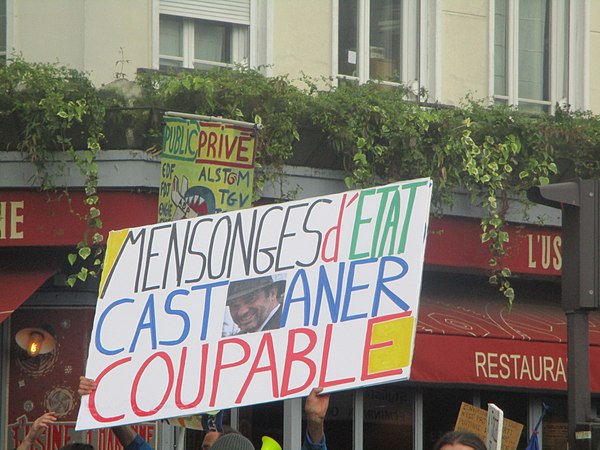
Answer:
xmin=589 ymin=1 xmax=600 ymax=113
xmin=12 ymin=0 xmax=86 ymax=69
xmin=11 ymin=0 xmax=152 ymax=87
xmin=271 ymin=0 xmax=332 ymax=86
xmin=439 ymin=0 xmax=489 ymax=106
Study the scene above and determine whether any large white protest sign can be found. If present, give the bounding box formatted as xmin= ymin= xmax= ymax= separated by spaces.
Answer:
xmin=76 ymin=178 xmax=433 ymax=430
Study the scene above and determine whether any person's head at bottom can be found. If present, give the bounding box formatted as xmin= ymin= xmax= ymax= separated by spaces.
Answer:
xmin=210 ymin=433 xmax=254 ymax=450
xmin=433 ymin=431 xmax=487 ymax=450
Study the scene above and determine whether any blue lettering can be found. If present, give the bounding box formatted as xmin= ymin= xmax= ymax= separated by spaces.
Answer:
xmin=95 ymin=298 xmax=134 ymax=355
xmin=281 ymin=269 xmax=311 ymax=327
xmin=312 ymin=263 xmax=345 ymax=325
xmin=191 ymin=280 xmax=229 ymax=340
xmin=372 ymin=256 xmax=410 ymax=314
xmin=129 ymin=294 xmax=158 ymax=353
xmin=341 ymin=258 xmax=377 ymax=322
xmin=159 ymin=289 xmax=191 ymax=346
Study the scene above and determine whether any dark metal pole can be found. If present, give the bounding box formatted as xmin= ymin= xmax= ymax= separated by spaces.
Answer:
xmin=566 ymin=309 xmax=591 ymax=449
xmin=528 ymin=180 xmax=599 ymax=448
xmin=562 ymin=197 xmax=593 ymax=449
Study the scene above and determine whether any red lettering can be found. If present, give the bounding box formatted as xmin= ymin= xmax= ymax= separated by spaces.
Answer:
xmin=361 ymin=313 xmax=409 ymax=381
xmin=49 ymin=423 xmax=73 ymax=449
xmin=219 ymin=131 xmax=225 ymax=158
xmin=321 ymin=194 xmax=346 ymax=263
xmin=280 ymin=328 xmax=318 ymax=396
xmin=90 ymin=357 xmax=131 ymax=422
xmin=207 ymin=132 xmax=218 ymax=158
xmin=319 ymin=324 xmax=355 ymax=387
xmin=199 ymin=131 xmax=208 ymax=156
xmin=236 ymin=333 xmax=279 ymax=403
xmin=131 ymin=352 xmax=174 ymax=417
xmin=236 ymin=135 xmax=251 ymax=162
xmin=210 ymin=338 xmax=251 ymax=407
xmin=225 ymin=134 xmax=238 ymax=160
xmin=175 ymin=345 xmax=209 ymax=409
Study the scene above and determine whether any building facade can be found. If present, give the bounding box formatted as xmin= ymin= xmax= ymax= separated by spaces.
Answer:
xmin=2 ymin=1 xmax=600 ymax=450
xmin=2 ymin=0 xmax=599 ymax=112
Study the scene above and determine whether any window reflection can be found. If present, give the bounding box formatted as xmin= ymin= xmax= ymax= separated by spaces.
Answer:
xmin=369 ymin=0 xmax=402 ymax=82
xmin=363 ymin=385 xmax=413 ymax=450
xmin=423 ymin=388 xmax=474 ymax=449
xmin=239 ymin=400 xmax=283 ymax=449
xmin=540 ymin=396 xmax=568 ymax=450
xmin=337 ymin=0 xmax=404 ymax=82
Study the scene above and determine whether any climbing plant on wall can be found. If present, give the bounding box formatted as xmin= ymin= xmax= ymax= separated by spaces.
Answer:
xmin=4 ymin=62 xmax=600 ymax=300
xmin=0 ymin=57 xmax=105 ymax=286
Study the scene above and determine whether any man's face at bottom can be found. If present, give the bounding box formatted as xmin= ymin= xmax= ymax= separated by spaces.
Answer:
xmin=229 ymin=287 xmax=278 ymax=333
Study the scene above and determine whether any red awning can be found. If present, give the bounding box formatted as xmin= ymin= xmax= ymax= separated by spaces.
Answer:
xmin=0 ymin=252 xmax=61 ymax=324
xmin=412 ymin=278 xmax=600 ymax=393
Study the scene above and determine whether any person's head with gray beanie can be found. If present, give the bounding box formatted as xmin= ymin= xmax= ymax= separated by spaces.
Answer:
xmin=209 ymin=433 xmax=254 ymax=450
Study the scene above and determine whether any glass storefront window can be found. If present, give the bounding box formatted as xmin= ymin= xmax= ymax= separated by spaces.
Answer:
xmin=422 ymin=388 xmax=474 ymax=449
xmin=239 ymin=401 xmax=284 ymax=449
xmin=540 ymin=396 xmax=568 ymax=450
xmin=363 ymin=385 xmax=413 ymax=450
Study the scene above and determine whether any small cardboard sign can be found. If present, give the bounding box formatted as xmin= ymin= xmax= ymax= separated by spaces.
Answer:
xmin=455 ymin=402 xmax=523 ymax=450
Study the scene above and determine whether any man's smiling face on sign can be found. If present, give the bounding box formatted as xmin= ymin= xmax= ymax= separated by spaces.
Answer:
xmin=228 ymin=286 xmax=278 ymax=333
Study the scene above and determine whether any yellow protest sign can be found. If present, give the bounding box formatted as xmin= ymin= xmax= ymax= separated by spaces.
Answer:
xmin=158 ymin=115 xmax=257 ymax=222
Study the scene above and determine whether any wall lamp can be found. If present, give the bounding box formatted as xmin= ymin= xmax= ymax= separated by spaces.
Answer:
xmin=15 ymin=324 xmax=56 ymax=357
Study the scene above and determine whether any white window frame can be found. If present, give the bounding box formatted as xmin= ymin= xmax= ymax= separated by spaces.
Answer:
xmin=332 ymin=0 xmax=438 ymax=101
xmin=489 ymin=0 xmax=588 ymax=113
xmin=0 ymin=0 xmax=12 ymax=63
xmin=152 ymin=0 xmax=271 ymax=73
xmin=158 ymin=15 xmax=248 ymax=70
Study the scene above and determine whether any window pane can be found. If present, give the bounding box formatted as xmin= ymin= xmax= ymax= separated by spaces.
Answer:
xmin=370 ymin=0 xmax=402 ymax=82
xmin=518 ymin=0 xmax=550 ymax=102
xmin=519 ymin=100 xmax=550 ymax=114
xmin=540 ymin=395 xmax=568 ymax=450
xmin=159 ymin=59 xmax=183 ymax=69
xmin=239 ymin=400 xmax=284 ymax=448
xmin=160 ymin=15 xmax=183 ymax=58
xmin=0 ymin=0 xmax=6 ymax=56
xmin=423 ymin=388 xmax=474 ymax=449
xmin=338 ymin=0 xmax=358 ymax=77
xmin=363 ymin=385 xmax=413 ymax=450
xmin=194 ymin=19 xmax=231 ymax=68
xmin=494 ymin=0 xmax=508 ymax=96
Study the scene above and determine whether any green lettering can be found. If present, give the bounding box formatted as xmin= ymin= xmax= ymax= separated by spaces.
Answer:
xmin=349 ymin=189 xmax=376 ymax=260
xmin=397 ymin=180 xmax=428 ymax=253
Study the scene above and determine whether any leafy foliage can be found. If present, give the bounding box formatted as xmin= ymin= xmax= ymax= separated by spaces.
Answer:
xmin=136 ymin=67 xmax=309 ymax=196
xmin=0 ymin=57 xmax=105 ymax=286
xmin=3 ymin=62 xmax=600 ymax=300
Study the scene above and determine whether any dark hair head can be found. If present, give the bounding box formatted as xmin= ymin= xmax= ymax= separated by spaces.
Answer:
xmin=433 ymin=431 xmax=487 ymax=450
xmin=58 ymin=445 xmax=95 ymax=450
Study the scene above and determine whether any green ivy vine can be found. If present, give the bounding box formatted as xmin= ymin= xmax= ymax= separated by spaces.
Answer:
xmin=0 ymin=57 xmax=105 ymax=286
xmin=3 ymin=62 xmax=600 ymax=301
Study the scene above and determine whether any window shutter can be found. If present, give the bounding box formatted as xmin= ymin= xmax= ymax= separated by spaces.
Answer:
xmin=160 ymin=0 xmax=250 ymax=25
